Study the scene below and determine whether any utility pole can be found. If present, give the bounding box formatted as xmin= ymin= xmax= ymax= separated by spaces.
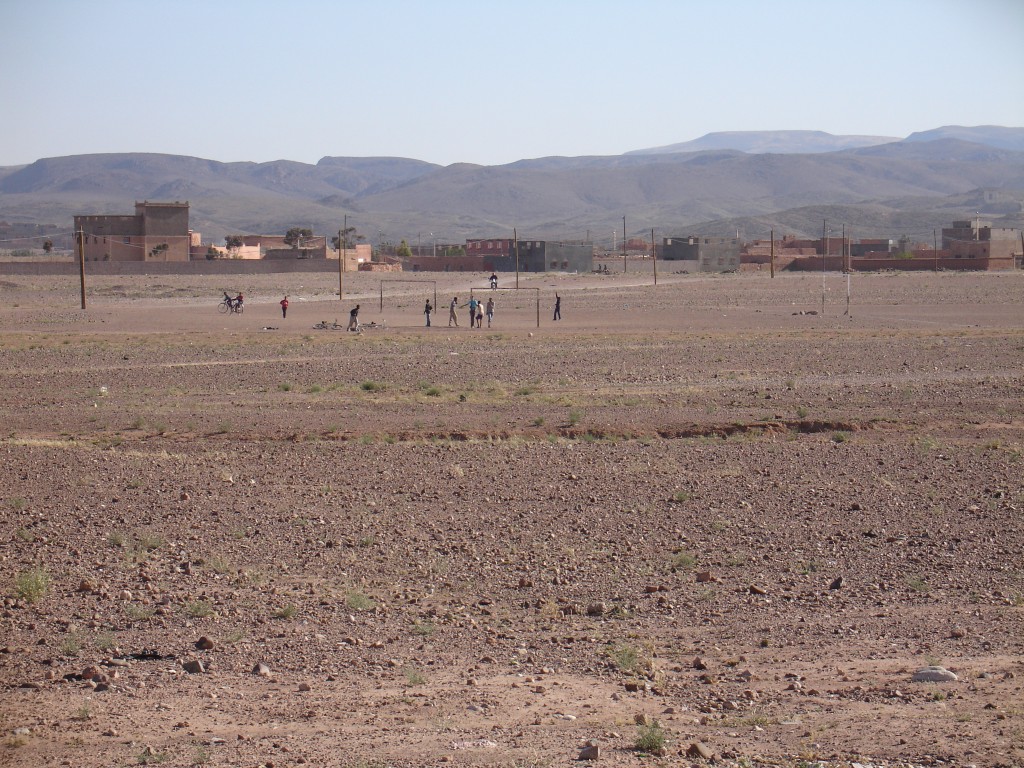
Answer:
xmin=338 ymin=214 xmax=348 ymax=301
xmin=77 ymin=227 xmax=87 ymax=309
xmin=821 ymin=219 xmax=827 ymax=315
xmin=622 ymin=216 xmax=627 ymax=273
xmin=651 ymin=228 xmax=657 ymax=285
xmin=514 ymin=228 xmax=519 ymax=289
xmin=770 ymin=228 xmax=775 ymax=279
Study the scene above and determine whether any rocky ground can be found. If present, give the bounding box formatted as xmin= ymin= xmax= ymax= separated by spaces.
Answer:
xmin=0 ymin=268 xmax=1022 ymax=768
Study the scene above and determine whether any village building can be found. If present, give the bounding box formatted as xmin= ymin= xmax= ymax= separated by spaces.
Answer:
xmin=661 ymin=235 xmax=742 ymax=272
xmin=404 ymin=238 xmax=593 ymax=273
xmin=73 ymin=201 xmax=191 ymax=262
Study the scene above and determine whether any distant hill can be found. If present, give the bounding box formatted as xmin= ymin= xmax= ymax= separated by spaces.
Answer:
xmin=627 ymin=130 xmax=899 ymax=155
xmin=1 ymin=128 xmax=1022 ymax=245
xmin=903 ymin=126 xmax=1024 ymax=152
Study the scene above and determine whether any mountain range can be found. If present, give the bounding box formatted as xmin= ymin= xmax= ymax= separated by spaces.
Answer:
xmin=1 ymin=126 xmax=1022 ymax=247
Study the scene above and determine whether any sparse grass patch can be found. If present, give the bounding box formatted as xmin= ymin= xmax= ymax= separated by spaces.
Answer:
xmin=184 ymin=600 xmax=215 ymax=618
xmin=125 ymin=604 xmax=155 ymax=621
xmin=346 ymin=591 xmax=376 ymax=611
xmin=832 ymin=431 xmax=849 ymax=443
xmin=272 ymin=605 xmax=297 ymax=620
xmin=568 ymin=408 xmax=582 ymax=426
xmin=795 ymin=406 xmax=809 ymax=419
xmin=404 ymin=667 xmax=427 ymax=686
xmin=532 ymin=416 xmax=545 ymax=427
xmin=59 ymin=633 xmax=84 ymax=657
xmin=608 ymin=642 xmax=653 ymax=675
xmin=13 ymin=567 xmax=50 ymax=603
xmin=412 ymin=621 xmax=436 ymax=636
xmin=907 ymin=576 xmax=928 ymax=593
xmin=634 ymin=721 xmax=667 ymax=754
xmin=15 ymin=527 xmax=33 ymax=542
xmin=670 ymin=551 xmax=696 ymax=571
xmin=361 ymin=380 xmax=386 ymax=392
xmin=9 ymin=496 xmax=27 ymax=510
xmin=670 ymin=490 xmax=690 ymax=503
xmin=278 ymin=382 xmax=293 ymax=392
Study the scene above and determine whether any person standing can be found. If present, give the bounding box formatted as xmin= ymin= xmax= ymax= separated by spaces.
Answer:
xmin=347 ymin=303 xmax=360 ymax=331
xmin=475 ymin=301 xmax=483 ymax=328
xmin=553 ymin=293 xmax=561 ymax=321
xmin=280 ymin=295 xmax=289 ymax=319
xmin=448 ymin=297 xmax=459 ymax=327
xmin=466 ymin=297 xmax=477 ymax=328
xmin=485 ymin=297 xmax=494 ymax=328
xmin=424 ymin=299 xmax=433 ymax=327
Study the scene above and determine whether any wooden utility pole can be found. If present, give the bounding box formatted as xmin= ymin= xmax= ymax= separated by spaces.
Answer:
xmin=651 ymin=228 xmax=657 ymax=285
xmin=821 ymin=219 xmax=827 ymax=315
xmin=770 ymin=228 xmax=775 ymax=278
xmin=338 ymin=214 xmax=348 ymax=301
xmin=934 ymin=229 xmax=938 ymax=272
xmin=514 ymin=228 xmax=519 ymax=289
xmin=622 ymin=216 xmax=627 ymax=273
xmin=77 ymin=228 xmax=87 ymax=309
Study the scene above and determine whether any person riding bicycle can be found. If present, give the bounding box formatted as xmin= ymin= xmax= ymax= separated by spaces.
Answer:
xmin=223 ymin=291 xmax=233 ymax=308
xmin=233 ymin=293 xmax=244 ymax=310
xmin=489 ymin=273 xmax=498 ymax=289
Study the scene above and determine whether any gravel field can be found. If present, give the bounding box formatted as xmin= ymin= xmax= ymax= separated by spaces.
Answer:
xmin=1 ymin=268 xmax=1022 ymax=768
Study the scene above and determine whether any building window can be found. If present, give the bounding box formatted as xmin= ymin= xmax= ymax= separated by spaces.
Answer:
xmin=124 ymin=237 xmax=131 ymax=244
xmin=551 ymin=261 xmax=558 ymax=270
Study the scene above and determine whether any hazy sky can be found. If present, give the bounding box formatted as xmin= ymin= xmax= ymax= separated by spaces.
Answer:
xmin=2 ymin=0 xmax=1022 ymax=167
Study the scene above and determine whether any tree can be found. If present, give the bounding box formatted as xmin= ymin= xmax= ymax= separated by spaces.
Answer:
xmin=395 ymin=239 xmax=412 ymax=258
xmin=331 ymin=226 xmax=358 ymax=251
xmin=225 ymin=235 xmax=244 ymax=251
xmin=284 ymin=227 xmax=313 ymax=248
xmin=42 ymin=239 xmax=53 ymax=254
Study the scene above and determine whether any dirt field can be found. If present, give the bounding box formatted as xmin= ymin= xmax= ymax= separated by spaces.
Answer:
xmin=1 ymin=268 xmax=1022 ymax=768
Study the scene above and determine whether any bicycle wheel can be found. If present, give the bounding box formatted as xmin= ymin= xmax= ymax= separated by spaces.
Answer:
xmin=218 ymin=301 xmax=229 ymax=314
xmin=234 ymin=304 xmax=244 ymax=314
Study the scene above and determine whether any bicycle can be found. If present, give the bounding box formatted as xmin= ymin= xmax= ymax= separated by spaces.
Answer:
xmin=218 ymin=298 xmax=244 ymax=314
xmin=313 ymin=319 xmax=344 ymax=330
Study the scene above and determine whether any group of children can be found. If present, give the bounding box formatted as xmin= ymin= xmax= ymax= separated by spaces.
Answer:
xmin=424 ymin=296 xmax=495 ymax=328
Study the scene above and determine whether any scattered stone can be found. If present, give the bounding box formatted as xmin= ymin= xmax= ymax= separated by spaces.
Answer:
xmin=579 ymin=742 xmax=601 ymax=760
xmin=692 ymin=656 xmax=708 ymax=670
xmin=829 ymin=576 xmax=844 ymax=590
xmin=749 ymin=584 xmax=768 ymax=595
xmin=687 ymin=741 xmax=715 ymax=760
xmin=252 ymin=662 xmax=272 ymax=677
xmin=950 ymin=627 xmax=967 ymax=639
xmin=912 ymin=666 xmax=958 ymax=683
xmin=298 ymin=682 xmax=312 ymax=692
xmin=195 ymin=636 xmax=215 ymax=650
xmin=586 ymin=602 xmax=606 ymax=616
xmin=695 ymin=571 xmax=716 ymax=583
xmin=634 ymin=713 xmax=652 ymax=725
xmin=182 ymin=659 xmax=205 ymax=674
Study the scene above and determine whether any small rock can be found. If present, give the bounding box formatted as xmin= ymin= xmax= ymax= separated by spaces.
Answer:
xmin=692 ymin=656 xmax=708 ymax=670
xmin=297 ymin=682 xmax=312 ymax=692
xmin=912 ymin=666 xmax=958 ymax=683
xmin=748 ymin=584 xmax=768 ymax=595
xmin=578 ymin=743 xmax=601 ymax=760
xmin=634 ymin=713 xmax=652 ymax=726
xmin=586 ymin=602 xmax=606 ymax=616
xmin=950 ymin=627 xmax=967 ymax=639
xmin=195 ymin=636 xmax=215 ymax=651
xmin=829 ymin=576 xmax=844 ymax=590
xmin=252 ymin=662 xmax=272 ymax=677
xmin=182 ymin=659 xmax=205 ymax=675
xmin=687 ymin=741 xmax=715 ymax=760
xmin=695 ymin=571 xmax=715 ymax=583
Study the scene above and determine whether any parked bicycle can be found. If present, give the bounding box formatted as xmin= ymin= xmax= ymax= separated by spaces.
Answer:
xmin=313 ymin=319 xmax=344 ymax=330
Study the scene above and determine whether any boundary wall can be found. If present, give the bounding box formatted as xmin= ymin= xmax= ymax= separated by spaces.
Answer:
xmin=0 ymin=260 xmax=342 ymax=277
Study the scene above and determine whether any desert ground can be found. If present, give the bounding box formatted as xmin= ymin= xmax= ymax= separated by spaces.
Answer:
xmin=1 ymin=266 xmax=1022 ymax=768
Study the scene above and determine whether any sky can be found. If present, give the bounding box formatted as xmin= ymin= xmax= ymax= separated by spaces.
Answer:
xmin=2 ymin=0 xmax=1023 ymax=168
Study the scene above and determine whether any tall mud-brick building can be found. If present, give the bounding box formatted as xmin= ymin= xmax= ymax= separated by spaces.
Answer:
xmin=74 ymin=201 xmax=191 ymax=262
